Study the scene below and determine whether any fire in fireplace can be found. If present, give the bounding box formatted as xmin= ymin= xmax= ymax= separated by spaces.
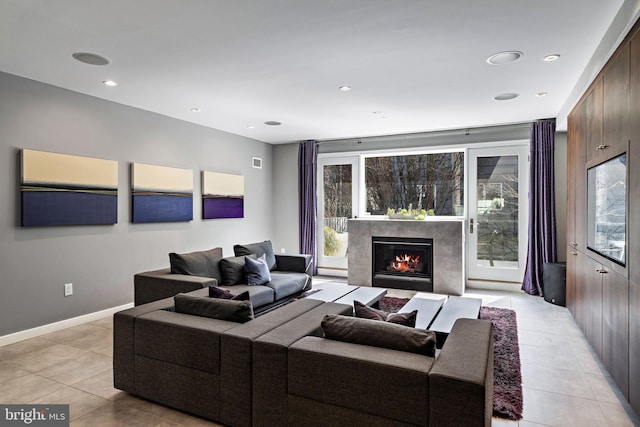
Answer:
xmin=372 ymin=236 xmax=433 ymax=291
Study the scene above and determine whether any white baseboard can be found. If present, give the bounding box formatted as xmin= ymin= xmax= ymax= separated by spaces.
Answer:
xmin=466 ymin=279 xmax=522 ymax=292
xmin=0 ymin=303 xmax=134 ymax=347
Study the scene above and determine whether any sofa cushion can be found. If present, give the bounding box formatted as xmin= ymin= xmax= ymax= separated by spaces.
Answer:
xmin=321 ymin=314 xmax=436 ymax=356
xmin=354 ymin=300 xmax=417 ymax=327
xmin=174 ymin=293 xmax=254 ymax=323
xmin=245 ymin=254 xmax=271 ymax=286
xmin=267 ymin=271 xmax=310 ymax=299
xmin=220 ymin=254 xmax=255 ymax=285
xmin=234 ymin=240 xmax=277 ymax=270
xmin=169 ymin=247 xmax=223 ymax=281
xmin=220 ymin=284 xmax=275 ymax=308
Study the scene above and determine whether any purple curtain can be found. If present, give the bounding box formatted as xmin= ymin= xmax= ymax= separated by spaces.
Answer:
xmin=298 ymin=140 xmax=318 ymax=275
xmin=522 ymin=119 xmax=557 ymax=295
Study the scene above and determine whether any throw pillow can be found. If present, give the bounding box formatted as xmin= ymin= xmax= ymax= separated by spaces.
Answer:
xmin=174 ymin=293 xmax=254 ymax=323
xmin=234 ymin=240 xmax=277 ymax=270
xmin=169 ymin=247 xmax=223 ymax=281
xmin=321 ymin=314 xmax=436 ymax=357
xmin=208 ymin=286 xmax=236 ymax=299
xmin=219 ymin=254 xmax=256 ymax=285
xmin=354 ymin=300 xmax=417 ymax=327
xmin=244 ymin=254 xmax=271 ymax=286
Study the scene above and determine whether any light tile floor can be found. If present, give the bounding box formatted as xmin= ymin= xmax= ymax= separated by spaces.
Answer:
xmin=0 ymin=277 xmax=637 ymax=426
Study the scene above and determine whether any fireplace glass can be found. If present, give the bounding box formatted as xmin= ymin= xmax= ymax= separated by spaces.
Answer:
xmin=372 ymin=236 xmax=433 ymax=291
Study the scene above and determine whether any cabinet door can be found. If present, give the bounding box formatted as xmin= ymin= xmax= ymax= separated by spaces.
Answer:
xmin=567 ymin=105 xmax=587 ymax=250
xmin=566 ymin=247 xmax=579 ymax=317
xmin=585 ymin=78 xmax=604 ymax=164
xmin=602 ymin=268 xmax=629 ymax=398
xmin=630 ymin=31 xmax=640 ymax=285
xmin=601 ymin=43 xmax=630 ymax=161
xmin=573 ymin=250 xmax=590 ymax=333
xmin=582 ymin=256 xmax=603 ymax=358
xmin=630 ymin=281 xmax=640 ymax=416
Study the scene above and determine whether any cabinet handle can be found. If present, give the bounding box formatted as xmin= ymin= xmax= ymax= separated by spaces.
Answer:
xmin=596 ymin=144 xmax=608 ymax=150
xmin=595 ymin=268 xmax=608 ymax=274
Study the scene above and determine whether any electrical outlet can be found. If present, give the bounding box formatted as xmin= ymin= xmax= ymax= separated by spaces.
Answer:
xmin=64 ymin=283 xmax=73 ymax=297
xmin=280 ymin=248 xmax=286 ymax=254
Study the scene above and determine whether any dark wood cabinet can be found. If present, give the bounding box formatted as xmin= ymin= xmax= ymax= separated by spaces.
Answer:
xmin=566 ymin=247 xmax=578 ymax=317
xmin=629 ymin=281 xmax=640 ymax=415
xmin=602 ymin=268 xmax=629 ymax=398
xmin=585 ymin=78 xmax=604 ymax=163
xmin=581 ymin=255 xmax=603 ymax=358
xmin=600 ymin=43 xmax=630 ymax=163
xmin=567 ymin=19 xmax=639 ymax=418
xmin=630 ymin=30 xmax=640 ymax=285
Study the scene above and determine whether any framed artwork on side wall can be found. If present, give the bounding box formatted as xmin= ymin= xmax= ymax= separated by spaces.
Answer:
xmin=202 ymin=171 xmax=244 ymax=219
xmin=131 ymin=163 xmax=193 ymax=223
xmin=21 ymin=149 xmax=118 ymax=226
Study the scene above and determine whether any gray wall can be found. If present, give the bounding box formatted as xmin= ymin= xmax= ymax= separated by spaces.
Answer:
xmin=272 ymin=143 xmax=300 ymax=255
xmin=0 ymin=72 xmax=274 ymax=336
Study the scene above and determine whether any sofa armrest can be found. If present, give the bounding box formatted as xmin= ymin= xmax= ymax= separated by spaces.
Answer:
xmin=134 ymin=268 xmax=217 ymax=306
xmin=429 ymin=318 xmax=494 ymax=427
xmin=274 ymin=254 xmax=312 ymax=275
xmin=113 ymin=296 xmax=176 ymax=392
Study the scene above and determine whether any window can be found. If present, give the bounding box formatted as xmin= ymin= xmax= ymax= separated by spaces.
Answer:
xmin=364 ymin=151 xmax=464 ymax=216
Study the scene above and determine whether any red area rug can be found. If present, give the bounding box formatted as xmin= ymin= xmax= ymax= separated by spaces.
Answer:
xmin=378 ymin=296 xmax=523 ymax=421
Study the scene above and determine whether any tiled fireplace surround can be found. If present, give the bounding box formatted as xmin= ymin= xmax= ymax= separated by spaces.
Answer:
xmin=347 ymin=218 xmax=465 ymax=295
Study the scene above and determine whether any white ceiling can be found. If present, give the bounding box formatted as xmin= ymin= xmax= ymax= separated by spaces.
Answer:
xmin=0 ymin=0 xmax=630 ymax=144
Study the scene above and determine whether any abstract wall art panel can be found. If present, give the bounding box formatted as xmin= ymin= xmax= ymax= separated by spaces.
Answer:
xmin=131 ymin=163 xmax=193 ymax=223
xmin=202 ymin=171 xmax=244 ymax=219
xmin=21 ymin=149 xmax=118 ymax=227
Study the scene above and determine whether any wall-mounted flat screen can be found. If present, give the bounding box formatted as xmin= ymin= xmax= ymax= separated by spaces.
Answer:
xmin=587 ymin=153 xmax=626 ymax=266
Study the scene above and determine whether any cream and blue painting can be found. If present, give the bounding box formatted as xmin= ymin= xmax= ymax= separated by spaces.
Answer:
xmin=21 ymin=149 xmax=118 ymax=227
xmin=132 ymin=163 xmax=193 ymax=223
xmin=202 ymin=171 xmax=244 ymax=219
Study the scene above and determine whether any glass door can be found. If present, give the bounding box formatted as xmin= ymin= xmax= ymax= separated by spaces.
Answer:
xmin=317 ymin=156 xmax=359 ymax=276
xmin=467 ymin=145 xmax=529 ymax=283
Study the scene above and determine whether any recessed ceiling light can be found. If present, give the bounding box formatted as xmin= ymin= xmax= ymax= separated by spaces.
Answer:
xmin=339 ymin=85 xmax=352 ymax=92
xmin=487 ymin=51 xmax=523 ymax=65
xmin=190 ymin=108 xmax=201 ymax=112
xmin=543 ymin=54 xmax=561 ymax=62
xmin=536 ymin=92 xmax=548 ymax=97
xmin=72 ymin=52 xmax=110 ymax=66
xmin=264 ymin=121 xmax=282 ymax=126
xmin=247 ymin=125 xmax=255 ymax=129
xmin=102 ymin=80 xmax=118 ymax=87
xmin=494 ymin=93 xmax=519 ymax=101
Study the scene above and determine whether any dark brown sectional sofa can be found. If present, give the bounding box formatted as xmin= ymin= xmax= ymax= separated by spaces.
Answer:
xmin=113 ymin=288 xmax=494 ymax=427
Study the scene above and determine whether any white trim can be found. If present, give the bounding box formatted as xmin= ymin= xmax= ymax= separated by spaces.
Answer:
xmin=466 ymin=279 xmax=522 ymax=292
xmin=0 ymin=303 xmax=134 ymax=347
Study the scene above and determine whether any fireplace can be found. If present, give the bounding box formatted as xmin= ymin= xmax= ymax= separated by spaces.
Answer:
xmin=371 ymin=236 xmax=433 ymax=291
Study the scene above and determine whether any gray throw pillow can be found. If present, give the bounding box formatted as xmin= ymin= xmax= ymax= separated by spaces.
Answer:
xmin=169 ymin=247 xmax=223 ymax=281
xmin=354 ymin=300 xmax=417 ymax=327
xmin=244 ymin=254 xmax=271 ymax=285
xmin=321 ymin=314 xmax=436 ymax=357
xmin=174 ymin=293 xmax=254 ymax=323
xmin=234 ymin=240 xmax=276 ymax=270
xmin=219 ymin=254 xmax=256 ymax=285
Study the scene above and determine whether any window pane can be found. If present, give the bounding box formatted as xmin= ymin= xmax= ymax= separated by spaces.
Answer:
xmin=475 ymin=155 xmax=519 ymax=266
xmin=323 ymin=164 xmax=351 ymax=257
xmin=364 ymin=152 xmax=464 ymax=216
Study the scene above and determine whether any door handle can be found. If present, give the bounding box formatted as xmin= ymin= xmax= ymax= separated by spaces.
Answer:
xmin=470 ymin=218 xmax=474 ymax=234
